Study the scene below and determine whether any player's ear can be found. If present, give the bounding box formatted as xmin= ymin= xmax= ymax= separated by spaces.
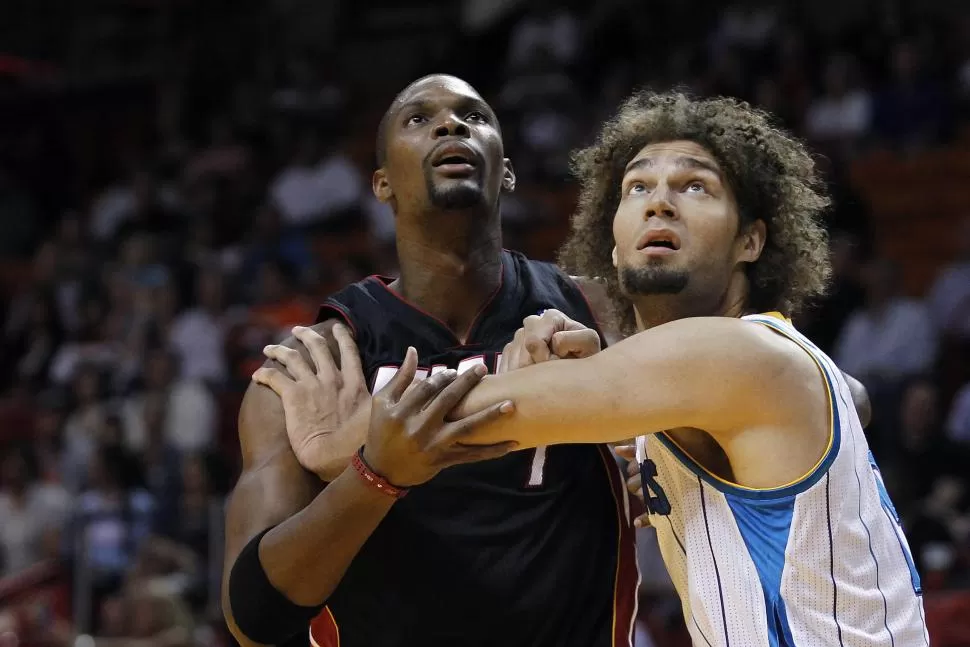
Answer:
xmin=611 ymin=246 xmax=618 ymax=268
xmin=738 ymin=218 xmax=767 ymax=264
xmin=373 ymin=168 xmax=393 ymax=203
xmin=502 ymin=159 xmax=516 ymax=193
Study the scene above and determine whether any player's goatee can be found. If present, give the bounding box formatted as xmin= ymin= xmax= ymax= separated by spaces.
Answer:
xmin=620 ymin=266 xmax=689 ymax=295
xmin=428 ymin=182 xmax=484 ymax=209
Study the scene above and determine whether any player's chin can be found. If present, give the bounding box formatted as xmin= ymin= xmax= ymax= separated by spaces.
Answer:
xmin=429 ymin=181 xmax=486 ymax=210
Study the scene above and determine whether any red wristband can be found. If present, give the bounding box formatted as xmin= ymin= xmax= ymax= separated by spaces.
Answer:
xmin=351 ymin=448 xmax=409 ymax=498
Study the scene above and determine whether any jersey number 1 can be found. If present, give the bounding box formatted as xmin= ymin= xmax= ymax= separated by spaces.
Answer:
xmin=526 ymin=446 xmax=547 ymax=487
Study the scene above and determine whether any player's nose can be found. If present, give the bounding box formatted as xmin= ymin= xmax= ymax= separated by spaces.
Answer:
xmin=433 ymin=113 xmax=470 ymax=138
xmin=643 ymin=189 xmax=677 ymax=221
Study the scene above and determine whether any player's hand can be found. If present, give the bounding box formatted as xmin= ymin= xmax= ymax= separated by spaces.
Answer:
xmin=614 ymin=445 xmax=651 ymax=528
xmin=364 ymin=348 xmax=518 ymax=487
xmin=253 ymin=324 xmax=370 ymax=479
xmin=499 ymin=309 xmax=601 ymax=373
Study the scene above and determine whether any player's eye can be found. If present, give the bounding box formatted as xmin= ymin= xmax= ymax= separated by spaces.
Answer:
xmin=405 ymin=114 xmax=427 ymax=126
xmin=627 ymin=182 xmax=649 ymax=195
xmin=685 ymin=181 xmax=706 ymax=193
xmin=466 ymin=111 xmax=488 ymax=124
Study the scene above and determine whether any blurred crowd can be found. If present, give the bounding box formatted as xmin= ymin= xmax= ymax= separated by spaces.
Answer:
xmin=1 ymin=2 xmax=970 ymax=646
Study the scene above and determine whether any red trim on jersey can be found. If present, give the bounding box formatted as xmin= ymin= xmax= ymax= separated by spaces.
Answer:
xmin=317 ymin=302 xmax=359 ymax=338
xmin=597 ymin=446 xmax=640 ymax=647
xmin=367 ymin=257 xmax=506 ymax=345
xmin=309 ymin=606 xmax=340 ymax=647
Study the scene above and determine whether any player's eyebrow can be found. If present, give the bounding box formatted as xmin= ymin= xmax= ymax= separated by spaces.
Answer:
xmin=624 ymin=156 xmax=723 ymax=178
xmin=396 ymin=96 xmax=494 ymax=121
xmin=396 ymin=99 xmax=436 ymax=117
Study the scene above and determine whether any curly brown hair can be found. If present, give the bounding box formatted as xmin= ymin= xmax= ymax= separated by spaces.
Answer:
xmin=559 ymin=90 xmax=832 ymax=334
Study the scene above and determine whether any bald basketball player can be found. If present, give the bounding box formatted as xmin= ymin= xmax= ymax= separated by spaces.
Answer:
xmin=223 ymin=74 xmax=638 ymax=647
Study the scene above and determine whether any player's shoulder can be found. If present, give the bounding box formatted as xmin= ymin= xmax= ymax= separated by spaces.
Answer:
xmin=322 ymin=275 xmax=385 ymax=309
xmin=665 ymin=316 xmax=819 ymax=380
xmin=506 ymin=249 xmax=581 ymax=295
xmin=316 ymin=275 xmax=391 ymax=332
xmin=729 ymin=316 xmax=833 ymax=405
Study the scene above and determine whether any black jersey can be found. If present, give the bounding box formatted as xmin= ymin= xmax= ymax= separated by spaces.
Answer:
xmin=308 ymin=250 xmax=637 ymax=647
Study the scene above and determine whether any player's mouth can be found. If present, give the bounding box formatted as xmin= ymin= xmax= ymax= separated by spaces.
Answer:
xmin=636 ymin=229 xmax=682 ymax=256
xmin=431 ymin=143 xmax=480 ymax=177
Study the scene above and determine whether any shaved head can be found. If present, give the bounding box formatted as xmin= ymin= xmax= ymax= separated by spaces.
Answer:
xmin=375 ymin=74 xmax=490 ymax=167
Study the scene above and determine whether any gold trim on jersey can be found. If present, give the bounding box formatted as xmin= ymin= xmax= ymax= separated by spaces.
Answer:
xmin=659 ymin=312 xmax=837 ymax=494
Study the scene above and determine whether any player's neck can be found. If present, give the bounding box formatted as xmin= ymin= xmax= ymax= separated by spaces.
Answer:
xmin=392 ymin=225 xmax=503 ymax=342
xmin=632 ymin=275 xmax=750 ymax=331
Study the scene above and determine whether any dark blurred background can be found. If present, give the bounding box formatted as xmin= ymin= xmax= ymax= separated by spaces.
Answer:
xmin=0 ymin=0 xmax=969 ymax=645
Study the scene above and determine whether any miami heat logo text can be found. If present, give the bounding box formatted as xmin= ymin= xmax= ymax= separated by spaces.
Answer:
xmin=369 ymin=353 xmax=547 ymax=487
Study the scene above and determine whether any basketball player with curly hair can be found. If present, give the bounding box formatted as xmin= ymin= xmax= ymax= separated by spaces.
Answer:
xmin=445 ymin=90 xmax=930 ymax=645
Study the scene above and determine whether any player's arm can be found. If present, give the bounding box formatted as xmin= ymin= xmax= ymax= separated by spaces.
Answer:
xmin=222 ymin=321 xmax=385 ymax=647
xmin=452 ymin=316 xmax=823 ymax=448
xmin=560 ymin=286 xmax=871 ymax=430
xmin=841 ymin=371 xmax=872 ymax=428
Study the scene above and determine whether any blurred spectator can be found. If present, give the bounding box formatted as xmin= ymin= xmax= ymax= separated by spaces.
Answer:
xmin=168 ymin=269 xmax=241 ymax=386
xmin=799 ymin=230 xmax=866 ymax=353
xmin=61 ymin=366 xmax=113 ymax=493
xmin=0 ymin=445 xmax=70 ymax=577
xmin=239 ymin=203 xmax=314 ymax=284
xmin=872 ymin=41 xmax=948 ymax=149
xmin=906 ymin=474 xmax=968 ymax=593
xmin=269 ymin=130 xmax=364 ymax=228
xmin=122 ymin=349 xmax=216 ymax=455
xmin=271 ymin=57 xmax=346 ymax=118
xmin=506 ymin=0 xmax=580 ymax=72
xmin=90 ymin=168 xmax=184 ymax=247
xmin=709 ymin=3 xmax=779 ymax=53
xmin=0 ymin=167 xmax=42 ymax=258
xmin=927 ymin=215 xmax=970 ymax=340
xmin=805 ymin=53 xmax=872 ymax=147
xmin=184 ymin=116 xmax=252 ymax=186
xmin=946 ymin=381 xmax=970 ymax=444
xmin=74 ymin=444 xmax=155 ymax=597
xmin=767 ymin=28 xmax=814 ymax=129
xmin=3 ymin=288 xmax=65 ymax=391
xmin=168 ymin=454 xmax=217 ymax=563
xmin=246 ymin=258 xmax=317 ymax=341
xmin=138 ymin=395 xmax=183 ymax=536
xmin=834 ymin=258 xmax=937 ymax=391
xmin=883 ymin=378 xmax=970 ymax=516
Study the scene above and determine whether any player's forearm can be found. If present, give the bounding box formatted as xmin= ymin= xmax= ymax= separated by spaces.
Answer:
xmin=452 ymin=351 xmax=645 ymax=448
xmin=452 ymin=318 xmax=769 ymax=447
xmin=258 ymin=468 xmax=396 ymax=606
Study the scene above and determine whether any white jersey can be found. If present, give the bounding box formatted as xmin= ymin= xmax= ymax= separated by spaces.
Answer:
xmin=635 ymin=313 xmax=929 ymax=646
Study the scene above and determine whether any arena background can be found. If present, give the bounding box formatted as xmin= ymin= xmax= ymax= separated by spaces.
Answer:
xmin=1 ymin=0 xmax=969 ymax=645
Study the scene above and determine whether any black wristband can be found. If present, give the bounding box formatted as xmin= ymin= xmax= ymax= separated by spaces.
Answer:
xmin=228 ymin=527 xmax=325 ymax=644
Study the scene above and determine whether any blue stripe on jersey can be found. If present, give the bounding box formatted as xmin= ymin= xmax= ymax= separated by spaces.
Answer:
xmin=868 ymin=452 xmax=923 ymax=595
xmin=724 ymin=494 xmax=798 ymax=646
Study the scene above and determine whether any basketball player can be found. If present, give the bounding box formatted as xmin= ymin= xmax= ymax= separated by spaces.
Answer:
xmin=258 ymin=91 xmax=922 ymax=645
xmin=222 ymin=74 xmax=639 ymax=647
xmin=448 ymin=91 xmax=929 ymax=645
